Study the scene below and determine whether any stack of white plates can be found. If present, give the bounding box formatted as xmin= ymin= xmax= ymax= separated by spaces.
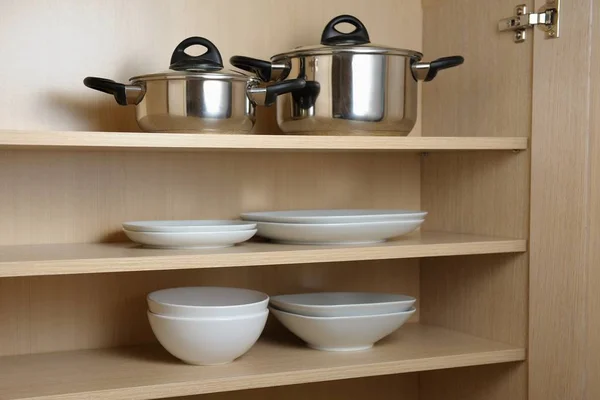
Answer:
xmin=241 ymin=209 xmax=427 ymax=245
xmin=147 ymin=287 xmax=269 ymax=365
xmin=270 ymin=292 xmax=416 ymax=351
xmin=123 ymin=220 xmax=257 ymax=249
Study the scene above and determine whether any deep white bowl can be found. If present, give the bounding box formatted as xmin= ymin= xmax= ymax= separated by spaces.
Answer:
xmin=123 ymin=229 xmax=256 ymax=249
xmin=270 ymin=307 xmax=415 ymax=351
xmin=123 ymin=220 xmax=256 ymax=233
xmin=270 ymin=292 xmax=415 ymax=317
xmin=148 ymin=287 xmax=269 ymax=318
xmin=148 ymin=309 xmax=268 ymax=365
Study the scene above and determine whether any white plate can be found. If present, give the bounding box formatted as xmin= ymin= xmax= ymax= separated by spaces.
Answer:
xmin=254 ymin=220 xmax=423 ymax=245
xmin=270 ymin=307 xmax=416 ymax=351
xmin=123 ymin=220 xmax=256 ymax=233
xmin=148 ymin=287 xmax=269 ymax=318
xmin=124 ymin=229 xmax=257 ymax=249
xmin=270 ymin=292 xmax=416 ymax=317
xmin=241 ymin=209 xmax=427 ymax=224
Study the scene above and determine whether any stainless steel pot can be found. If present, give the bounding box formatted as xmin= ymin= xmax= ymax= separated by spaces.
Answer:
xmin=84 ymin=37 xmax=305 ymax=133
xmin=231 ymin=15 xmax=463 ymax=136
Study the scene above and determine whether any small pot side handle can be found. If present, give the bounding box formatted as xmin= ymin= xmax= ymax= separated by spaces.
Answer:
xmin=230 ymin=56 xmax=274 ymax=81
xmin=84 ymin=77 xmax=144 ymax=106
xmin=424 ymin=56 xmax=464 ymax=82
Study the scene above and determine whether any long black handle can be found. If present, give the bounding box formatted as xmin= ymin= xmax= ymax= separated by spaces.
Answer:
xmin=424 ymin=56 xmax=464 ymax=82
xmin=169 ymin=36 xmax=223 ymax=71
xmin=320 ymin=15 xmax=370 ymax=45
xmin=230 ymin=56 xmax=273 ymax=81
xmin=265 ymin=78 xmax=306 ymax=106
xmin=84 ymin=77 xmax=129 ymax=106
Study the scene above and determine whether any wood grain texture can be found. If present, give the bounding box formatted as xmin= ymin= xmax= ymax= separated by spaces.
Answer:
xmin=0 ymin=130 xmax=528 ymax=151
xmin=0 ymin=149 xmax=420 ymax=246
xmin=420 ymin=0 xmax=530 ymax=399
xmin=419 ymin=362 xmax=527 ymax=400
xmin=0 ymin=260 xmax=420 ymax=356
xmin=0 ymin=325 xmax=525 ymax=400
xmin=529 ymin=0 xmax=593 ymax=399
xmin=588 ymin=1 xmax=600 ymax=397
xmin=171 ymin=374 xmax=418 ymax=400
xmin=0 ymin=0 xmax=421 ymax=136
xmin=0 ymin=233 xmax=526 ymax=278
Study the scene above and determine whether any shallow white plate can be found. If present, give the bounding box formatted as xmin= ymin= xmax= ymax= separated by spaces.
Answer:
xmin=124 ymin=229 xmax=257 ymax=249
xmin=270 ymin=307 xmax=416 ymax=351
xmin=270 ymin=292 xmax=416 ymax=317
xmin=148 ymin=287 xmax=269 ymax=318
xmin=254 ymin=220 xmax=423 ymax=245
xmin=123 ymin=220 xmax=256 ymax=233
xmin=241 ymin=209 xmax=427 ymax=224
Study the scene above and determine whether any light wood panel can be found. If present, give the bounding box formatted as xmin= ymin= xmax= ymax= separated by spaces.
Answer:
xmin=0 ymin=260 xmax=419 ymax=356
xmin=0 ymin=233 xmax=526 ymax=278
xmin=173 ymin=375 xmax=418 ymax=400
xmin=588 ymin=1 xmax=600 ymax=397
xmin=0 ymin=0 xmax=421 ymax=135
xmin=419 ymin=363 xmax=526 ymax=400
xmin=420 ymin=0 xmax=531 ymax=399
xmin=529 ymin=0 xmax=594 ymax=399
xmin=0 ymin=130 xmax=528 ymax=151
xmin=0 ymin=149 xmax=420 ymax=245
xmin=0 ymin=325 xmax=525 ymax=400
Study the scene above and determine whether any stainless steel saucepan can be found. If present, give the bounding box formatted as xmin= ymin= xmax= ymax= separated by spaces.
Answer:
xmin=231 ymin=15 xmax=464 ymax=136
xmin=84 ymin=37 xmax=305 ymax=133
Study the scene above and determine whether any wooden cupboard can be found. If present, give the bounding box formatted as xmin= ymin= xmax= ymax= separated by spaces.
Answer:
xmin=0 ymin=0 xmax=597 ymax=399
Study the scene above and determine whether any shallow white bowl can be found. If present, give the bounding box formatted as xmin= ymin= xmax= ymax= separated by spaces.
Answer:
xmin=270 ymin=292 xmax=415 ymax=317
xmin=148 ymin=287 xmax=269 ymax=318
xmin=254 ymin=220 xmax=423 ymax=245
xmin=242 ymin=209 xmax=427 ymax=224
xmin=123 ymin=220 xmax=256 ymax=233
xmin=148 ymin=309 xmax=268 ymax=365
xmin=270 ymin=307 xmax=415 ymax=351
xmin=124 ymin=229 xmax=256 ymax=249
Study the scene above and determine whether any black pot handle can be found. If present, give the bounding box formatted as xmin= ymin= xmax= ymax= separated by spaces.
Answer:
xmin=320 ymin=15 xmax=370 ymax=45
xmin=169 ymin=36 xmax=223 ymax=71
xmin=84 ymin=77 xmax=129 ymax=106
xmin=230 ymin=56 xmax=273 ymax=81
xmin=264 ymin=78 xmax=306 ymax=106
xmin=424 ymin=55 xmax=464 ymax=81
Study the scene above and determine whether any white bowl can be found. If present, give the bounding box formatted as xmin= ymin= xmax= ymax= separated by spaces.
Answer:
xmin=241 ymin=209 xmax=427 ymax=224
xmin=270 ymin=307 xmax=415 ymax=351
xmin=270 ymin=292 xmax=415 ymax=317
xmin=123 ymin=220 xmax=256 ymax=233
xmin=147 ymin=309 xmax=268 ymax=365
xmin=254 ymin=220 xmax=423 ymax=245
xmin=123 ymin=229 xmax=257 ymax=249
xmin=148 ymin=287 xmax=269 ymax=318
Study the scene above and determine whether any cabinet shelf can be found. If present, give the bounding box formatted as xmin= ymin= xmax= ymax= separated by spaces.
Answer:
xmin=0 ymin=130 xmax=528 ymax=152
xmin=0 ymin=232 xmax=526 ymax=277
xmin=0 ymin=324 xmax=525 ymax=400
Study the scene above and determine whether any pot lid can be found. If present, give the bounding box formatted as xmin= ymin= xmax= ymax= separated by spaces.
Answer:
xmin=271 ymin=15 xmax=423 ymax=60
xmin=130 ymin=36 xmax=252 ymax=82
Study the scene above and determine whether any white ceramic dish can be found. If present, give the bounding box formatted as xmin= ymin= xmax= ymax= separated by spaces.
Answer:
xmin=270 ymin=307 xmax=415 ymax=351
xmin=241 ymin=209 xmax=427 ymax=224
xmin=148 ymin=309 xmax=268 ymax=365
xmin=123 ymin=229 xmax=257 ymax=249
xmin=254 ymin=220 xmax=423 ymax=245
xmin=148 ymin=287 xmax=269 ymax=318
xmin=123 ymin=220 xmax=256 ymax=233
xmin=270 ymin=292 xmax=416 ymax=317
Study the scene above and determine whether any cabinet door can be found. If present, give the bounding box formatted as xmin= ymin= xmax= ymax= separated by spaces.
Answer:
xmin=530 ymin=0 xmax=600 ymax=399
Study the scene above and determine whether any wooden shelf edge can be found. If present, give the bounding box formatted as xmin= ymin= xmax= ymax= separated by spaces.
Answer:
xmin=0 ymin=130 xmax=528 ymax=151
xmin=0 ymin=324 xmax=526 ymax=400
xmin=0 ymin=233 xmax=527 ymax=277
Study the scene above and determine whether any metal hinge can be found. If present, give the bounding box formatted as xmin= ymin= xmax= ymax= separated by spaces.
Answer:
xmin=498 ymin=0 xmax=560 ymax=43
